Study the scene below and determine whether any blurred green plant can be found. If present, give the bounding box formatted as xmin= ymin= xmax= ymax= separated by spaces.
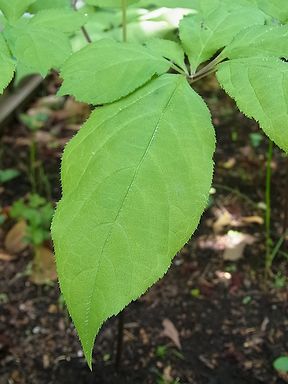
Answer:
xmin=0 ymin=169 xmax=20 ymax=184
xmin=19 ymin=112 xmax=51 ymax=197
xmin=155 ymin=345 xmax=168 ymax=359
xmin=249 ymin=132 xmax=264 ymax=148
xmin=10 ymin=194 xmax=54 ymax=246
xmin=273 ymin=356 xmax=288 ymax=374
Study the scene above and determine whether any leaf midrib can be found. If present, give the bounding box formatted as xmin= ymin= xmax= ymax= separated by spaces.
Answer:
xmin=83 ymin=76 xmax=183 ymax=343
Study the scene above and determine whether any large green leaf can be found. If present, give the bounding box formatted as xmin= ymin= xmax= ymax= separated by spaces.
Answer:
xmin=179 ymin=3 xmax=265 ymax=73
xmin=253 ymin=0 xmax=288 ymax=23
xmin=28 ymin=0 xmax=71 ymax=13
xmin=0 ymin=0 xmax=35 ymax=22
xmin=222 ymin=25 xmax=288 ymax=60
xmin=217 ymin=57 xmax=288 ymax=153
xmin=85 ymin=0 xmax=139 ymax=7
xmin=30 ymin=9 xmax=87 ymax=33
xmin=59 ymin=39 xmax=171 ymax=104
xmin=4 ymin=22 xmax=72 ymax=76
xmin=0 ymin=34 xmax=15 ymax=93
xmin=52 ymin=74 xmax=215 ymax=366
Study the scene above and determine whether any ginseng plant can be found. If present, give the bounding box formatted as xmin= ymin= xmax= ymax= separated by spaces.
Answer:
xmin=0 ymin=0 xmax=288 ymax=368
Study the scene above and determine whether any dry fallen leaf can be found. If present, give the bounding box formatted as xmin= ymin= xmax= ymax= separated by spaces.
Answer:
xmin=30 ymin=246 xmax=57 ymax=285
xmin=162 ymin=319 xmax=181 ymax=349
xmin=0 ymin=251 xmax=16 ymax=262
xmin=4 ymin=220 xmax=28 ymax=254
xmin=213 ymin=209 xmax=233 ymax=233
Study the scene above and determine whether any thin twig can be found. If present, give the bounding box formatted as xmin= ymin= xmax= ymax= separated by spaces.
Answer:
xmin=191 ymin=53 xmax=223 ymax=78
xmin=72 ymin=0 xmax=92 ymax=43
xmin=115 ymin=310 xmax=125 ymax=371
xmin=282 ymin=156 xmax=288 ymax=235
xmin=265 ymin=140 xmax=273 ymax=275
xmin=190 ymin=68 xmax=217 ymax=83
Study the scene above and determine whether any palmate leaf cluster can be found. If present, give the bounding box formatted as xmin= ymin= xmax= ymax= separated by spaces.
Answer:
xmin=1 ymin=0 xmax=288 ymax=367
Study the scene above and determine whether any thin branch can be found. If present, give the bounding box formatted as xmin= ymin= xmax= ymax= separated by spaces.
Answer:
xmin=72 ymin=0 xmax=92 ymax=44
xmin=189 ymin=67 xmax=217 ymax=83
xmin=188 ymin=53 xmax=224 ymax=84
xmin=195 ymin=54 xmax=223 ymax=76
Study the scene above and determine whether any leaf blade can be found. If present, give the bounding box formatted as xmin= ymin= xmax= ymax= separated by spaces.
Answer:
xmin=5 ymin=22 xmax=72 ymax=76
xmin=59 ymin=39 xmax=171 ymax=104
xmin=222 ymin=25 xmax=288 ymax=60
xmin=217 ymin=57 xmax=288 ymax=153
xmin=0 ymin=0 xmax=35 ymax=22
xmin=179 ymin=3 xmax=265 ymax=73
xmin=0 ymin=34 xmax=15 ymax=94
xmin=52 ymin=74 xmax=215 ymax=366
xmin=30 ymin=9 xmax=88 ymax=33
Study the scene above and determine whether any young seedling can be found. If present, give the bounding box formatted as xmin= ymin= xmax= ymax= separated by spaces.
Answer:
xmin=0 ymin=0 xmax=288 ymax=368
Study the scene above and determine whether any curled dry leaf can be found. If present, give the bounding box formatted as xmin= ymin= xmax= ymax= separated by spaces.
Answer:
xmin=4 ymin=220 xmax=28 ymax=254
xmin=162 ymin=318 xmax=181 ymax=349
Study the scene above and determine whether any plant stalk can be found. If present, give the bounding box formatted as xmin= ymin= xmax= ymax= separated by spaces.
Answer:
xmin=115 ymin=309 xmax=125 ymax=371
xmin=122 ymin=0 xmax=127 ymax=42
xmin=191 ymin=53 xmax=223 ymax=78
xmin=283 ymin=156 xmax=288 ymax=236
xmin=265 ymin=140 xmax=273 ymax=274
xmin=72 ymin=0 xmax=92 ymax=43
xmin=30 ymin=136 xmax=37 ymax=193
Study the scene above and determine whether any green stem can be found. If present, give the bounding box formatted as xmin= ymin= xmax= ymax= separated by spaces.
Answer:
xmin=30 ymin=136 xmax=37 ymax=194
xmin=122 ymin=0 xmax=127 ymax=42
xmin=191 ymin=53 xmax=223 ymax=78
xmin=190 ymin=68 xmax=217 ymax=84
xmin=268 ymin=232 xmax=287 ymax=267
xmin=265 ymin=139 xmax=273 ymax=274
xmin=39 ymin=163 xmax=51 ymax=200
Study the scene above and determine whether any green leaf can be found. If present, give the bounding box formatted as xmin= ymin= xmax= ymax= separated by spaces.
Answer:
xmin=144 ymin=38 xmax=188 ymax=74
xmin=0 ymin=34 xmax=15 ymax=94
xmin=0 ymin=169 xmax=19 ymax=183
xmin=254 ymin=0 xmax=288 ymax=23
xmin=4 ymin=22 xmax=72 ymax=76
xmin=29 ymin=0 xmax=71 ymax=13
xmin=85 ymin=0 xmax=139 ymax=7
xmin=0 ymin=56 xmax=15 ymax=93
xmin=0 ymin=0 xmax=35 ymax=22
xmin=59 ymin=39 xmax=171 ymax=104
xmin=0 ymin=33 xmax=10 ymax=56
xmin=52 ymin=74 xmax=215 ymax=366
xmin=273 ymin=356 xmax=288 ymax=373
xmin=217 ymin=57 xmax=288 ymax=153
xmin=30 ymin=9 xmax=88 ymax=33
xmin=222 ymin=25 xmax=288 ymax=60
xmin=179 ymin=4 xmax=265 ymax=73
